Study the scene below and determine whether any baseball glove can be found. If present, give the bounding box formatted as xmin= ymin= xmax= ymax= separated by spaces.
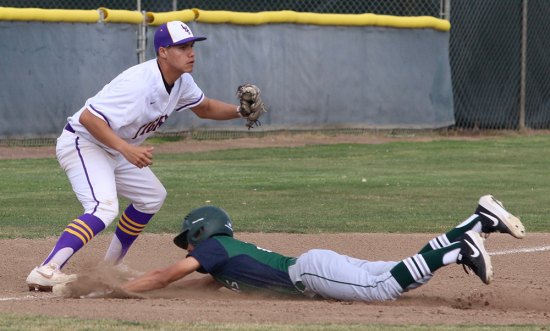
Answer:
xmin=236 ymin=84 xmax=267 ymax=129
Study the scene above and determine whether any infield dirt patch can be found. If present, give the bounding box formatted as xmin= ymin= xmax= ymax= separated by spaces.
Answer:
xmin=1 ymin=232 xmax=549 ymax=325
xmin=0 ymin=130 xmax=485 ymax=159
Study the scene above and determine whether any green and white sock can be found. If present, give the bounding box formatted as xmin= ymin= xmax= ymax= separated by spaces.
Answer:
xmin=418 ymin=215 xmax=482 ymax=253
xmin=391 ymin=242 xmax=461 ymax=291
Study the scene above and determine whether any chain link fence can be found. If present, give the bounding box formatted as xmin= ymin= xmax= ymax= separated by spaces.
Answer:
xmin=449 ymin=0 xmax=550 ymax=130
xmin=1 ymin=0 xmax=549 ymax=133
xmin=449 ymin=0 xmax=522 ymax=129
xmin=524 ymin=1 xmax=550 ymax=129
xmin=0 ymin=0 xmax=442 ymax=16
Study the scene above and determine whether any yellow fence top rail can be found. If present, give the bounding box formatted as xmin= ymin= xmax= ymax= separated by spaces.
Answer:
xmin=145 ymin=9 xmax=196 ymax=25
xmin=99 ymin=7 xmax=143 ymax=24
xmin=0 ymin=7 xmax=99 ymax=22
xmin=0 ymin=7 xmax=450 ymax=31
xmin=153 ymin=9 xmax=451 ymax=31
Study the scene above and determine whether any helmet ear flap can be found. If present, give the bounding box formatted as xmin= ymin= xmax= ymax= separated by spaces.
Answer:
xmin=191 ymin=226 xmax=205 ymax=242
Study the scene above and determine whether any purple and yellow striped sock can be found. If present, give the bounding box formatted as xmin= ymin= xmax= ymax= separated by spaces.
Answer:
xmin=107 ymin=204 xmax=154 ymax=264
xmin=43 ymin=213 xmax=105 ymax=268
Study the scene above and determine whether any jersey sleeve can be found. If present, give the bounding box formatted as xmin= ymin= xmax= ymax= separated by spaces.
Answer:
xmin=174 ymin=74 xmax=205 ymax=112
xmin=188 ymin=238 xmax=229 ymax=273
xmin=85 ymin=77 xmax=146 ymax=130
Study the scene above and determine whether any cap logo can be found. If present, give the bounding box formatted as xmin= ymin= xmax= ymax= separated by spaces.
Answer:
xmin=180 ymin=23 xmax=190 ymax=34
xmin=167 ymin=21 xmax=193 ymax=43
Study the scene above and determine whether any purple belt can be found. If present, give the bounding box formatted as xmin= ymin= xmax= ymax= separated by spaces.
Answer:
xmin=64 ymin=123 xmax=75 ymax=133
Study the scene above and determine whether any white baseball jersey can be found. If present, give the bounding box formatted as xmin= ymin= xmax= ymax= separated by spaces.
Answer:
xmin=67 ymin=58 xmax=204 ymax=152
xmin=57 ymin=58 xmax=204 ymax=222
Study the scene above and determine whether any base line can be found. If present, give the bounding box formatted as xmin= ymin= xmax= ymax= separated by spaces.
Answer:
xmin=0 ymin=294 xmax=52 ymax=301
xmin=489 ymin=245 xmax=550 ymax=256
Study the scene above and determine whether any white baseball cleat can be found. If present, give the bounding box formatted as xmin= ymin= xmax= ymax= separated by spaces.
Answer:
xmin=26 ymin=262 xmax=77 ymax=292
xmin=475 ymin=195 xmax=526 ymax=239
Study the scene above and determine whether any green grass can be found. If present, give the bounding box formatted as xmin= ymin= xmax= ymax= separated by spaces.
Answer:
xmin=1 ymin=135 xmax=549 ymax=330
xmin=0 ymin=314 xmax=546 ymax=331
xmin=1 ymin=135 xmax=549 ymax=239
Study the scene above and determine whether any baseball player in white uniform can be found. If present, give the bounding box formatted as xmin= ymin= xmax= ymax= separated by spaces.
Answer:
xmin=26 ymin=21 xmax=256 ymax=291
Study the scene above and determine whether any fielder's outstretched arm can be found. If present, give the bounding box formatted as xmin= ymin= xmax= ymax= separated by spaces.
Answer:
xmin=191 ymin=97 xmax=241 ymax=120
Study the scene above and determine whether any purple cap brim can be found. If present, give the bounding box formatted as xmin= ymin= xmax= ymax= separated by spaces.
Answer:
xmin=172 ymin=36 xmax=207 ymax=46
xmin=153 ymin=21 xmax=207 ymax=53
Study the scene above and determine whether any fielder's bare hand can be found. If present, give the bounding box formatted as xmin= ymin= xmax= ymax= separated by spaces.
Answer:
xmin=120 ymin=145 xmax=154 ymax=168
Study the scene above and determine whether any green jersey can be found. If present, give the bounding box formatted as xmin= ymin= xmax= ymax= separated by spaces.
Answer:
xmin=188 ymin=236 xmax=301 ymax=296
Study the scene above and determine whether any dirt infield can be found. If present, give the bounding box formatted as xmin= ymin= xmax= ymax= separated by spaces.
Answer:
xmin=0 ymin=131 xmax=483 ymax=159
xmin=1 ymin=133 xmax=549 ymax=325
xmin=1 ymin=232 xmax=549 ymax=325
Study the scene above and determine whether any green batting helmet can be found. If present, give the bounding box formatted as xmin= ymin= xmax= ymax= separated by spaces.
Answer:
xmin=173 ymin=206 xmax=234 ymax=249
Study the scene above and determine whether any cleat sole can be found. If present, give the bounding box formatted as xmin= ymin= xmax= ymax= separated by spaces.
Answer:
xmin=28 ymin=284 xmax=53 ymax=292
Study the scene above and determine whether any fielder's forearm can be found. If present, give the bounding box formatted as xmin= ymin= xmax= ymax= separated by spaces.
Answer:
xmin=79 ymin=108 xmax=130 ymax=152
xmin=79 ymin=108 xmax=154 ymax=168
xmin=191 ymin=97 xmax=241 ymax=120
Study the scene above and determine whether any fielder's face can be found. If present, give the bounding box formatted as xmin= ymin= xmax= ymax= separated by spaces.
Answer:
xmin=160 ymin=42 xmax=196 ymax=74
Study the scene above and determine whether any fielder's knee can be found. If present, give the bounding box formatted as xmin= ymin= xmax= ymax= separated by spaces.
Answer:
xmin=133 ymin=186 xmax=167 ymax=214
xmin=87 ymin=201 xmax=119 ymax=227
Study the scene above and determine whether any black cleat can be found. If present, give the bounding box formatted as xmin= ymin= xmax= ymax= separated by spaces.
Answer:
xmin=476 ymin=195 xmax=525 ymax=239
xmin=457 ymin=230 xmax=493 ymax=285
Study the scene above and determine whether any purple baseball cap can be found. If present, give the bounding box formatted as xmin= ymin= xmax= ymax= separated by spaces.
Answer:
xmin=154 ymin=21 xmax=206 ymax=53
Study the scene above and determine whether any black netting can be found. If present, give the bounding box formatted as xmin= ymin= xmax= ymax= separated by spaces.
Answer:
xmin=450 ymin=0 xmax=522 ymax=129
xmin=3 ymin=0 xmax=550 ymax=131
xmin=450 ymin=0 xmax=550 ymax=130
xmin=0 ymin=0 xmax=441 ymax=16
xmin=525 ymin=1 xmax=550 ymax=129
